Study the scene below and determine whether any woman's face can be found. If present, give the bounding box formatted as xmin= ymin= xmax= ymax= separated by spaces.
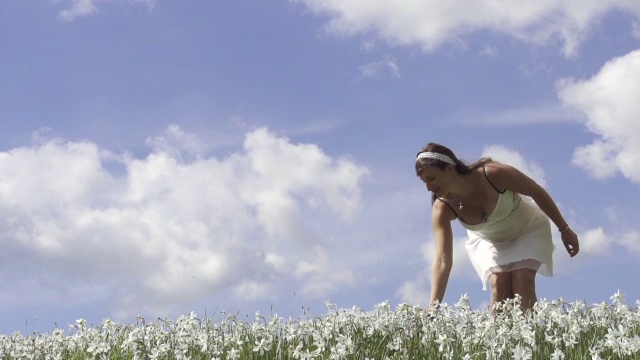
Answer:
xmin=418 ymin=165 xmax=452 ymax=197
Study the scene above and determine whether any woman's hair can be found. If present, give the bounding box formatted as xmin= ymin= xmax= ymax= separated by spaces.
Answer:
xmin=415 ymin=143 xmax=492 ymax=203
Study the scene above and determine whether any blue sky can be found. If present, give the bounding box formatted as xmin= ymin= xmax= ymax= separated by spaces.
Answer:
xmin=1 ymin=0 xmax=639 ymax=334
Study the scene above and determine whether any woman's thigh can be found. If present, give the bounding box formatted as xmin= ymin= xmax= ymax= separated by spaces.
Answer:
xmin=511 ymin=268 xmax=537 ymax=289
xmin=489 ymin=272 xmax=514 ymax=298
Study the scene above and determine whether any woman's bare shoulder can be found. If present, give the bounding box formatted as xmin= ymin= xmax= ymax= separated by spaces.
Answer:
xmin=432 ymin=198 xmax=457 ymax=223
xmin=482 ymin=161 xmax=538 ymax=192
xmin=482 ymin=161 xmax=520 ymax=178
xmin=482 ymin=160 xmax=508 ymax=171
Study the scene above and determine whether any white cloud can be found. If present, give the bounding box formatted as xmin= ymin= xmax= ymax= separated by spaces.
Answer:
xmin=360 ymin=39 xmax=377 ymax=52
xmin=0 ymin=126 xmax=368 ymax=318
xmin=481 ymin=144 xmax=547 ymax=187
xmin=291 ymin=0 xmax=640 ymax=56
xmin=557 ymin=50 xmax=640 ymax=184
xmin=145 ymin=125 xmax=210 ymax=160
xmin=56 ymin=0 xmax=98 ymax=21
xmin=359 ymin=58 xmax=401 ymax=78
xmin=54 ymin=0 xmax=155 ymax=22
xmin=579 ymin=227 xmax=612 ymax=255
xmin=575 ymin=225 xmax=640 ymax=258
xmin=478 ymin=46 xmax=499 ymax=58
xmin=455 ymin=102 xmax=578 ymax=127
xmin=425 ymin=238 xmax=475 ymax=279
xmin=620 ymin=230 xmax=640 ymax=253
xmin=396 ymin=278 xmax=428 ymax=307
xmin=397 ymin=236 xmax=475 ymax=306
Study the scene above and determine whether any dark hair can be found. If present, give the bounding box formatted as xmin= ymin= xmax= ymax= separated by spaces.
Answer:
xmin=415 ymin=143 xmax=492 ymax=203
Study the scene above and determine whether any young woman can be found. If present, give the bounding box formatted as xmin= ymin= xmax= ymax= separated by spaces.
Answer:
xmin=415 ymin=143 xmax=579 ymax=309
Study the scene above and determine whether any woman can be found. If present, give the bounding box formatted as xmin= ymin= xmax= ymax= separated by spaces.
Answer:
xmin=415 ymin=143 xmax=579 ymax=309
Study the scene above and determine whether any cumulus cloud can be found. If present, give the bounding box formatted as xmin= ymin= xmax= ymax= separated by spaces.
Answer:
xmin=0 ymin=126 xmax=368 ymax=318
xmin=562 ymin=227 xmax=638 ymax=260
xmin=579 ymin=227 xmax=612 ymax=255
xmin=54 ymin=0 xmax=155 ymax=22
xmin=291 ymin=0 xmax=640 ymax=56
xmin=397 ymin=236 xmax=475 ymax=306
xmin=557 ymin=50 xmax=640 ymax=184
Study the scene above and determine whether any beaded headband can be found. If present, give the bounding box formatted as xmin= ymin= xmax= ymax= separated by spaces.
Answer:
xmin=416 ymin=151 xmax=456 ymax=166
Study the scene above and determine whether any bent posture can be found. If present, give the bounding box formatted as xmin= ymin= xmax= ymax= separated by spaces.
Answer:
xmin=415 ymin=143 xmax=579 ymax=309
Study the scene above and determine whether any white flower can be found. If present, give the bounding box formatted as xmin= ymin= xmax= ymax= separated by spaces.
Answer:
xmin=5 ymin=295 xmax=640 ymax=359
xmin=435 ymin=333 xmax=451 ymax=353
xmin=563 ymin=332 xmax=578 ymax=348
xmin=551 ymin=348 xmax=565 ymax=360
xmin=253 ymin=338 xmax=270 ymax=355
xmin=512 ymin=346 xmax=532 ymax=360
xmin=610 ymin=290 xmax=625 ymax=306
xmin=375 ymin=300 xmax=390 ymax=314
xmin=227 ymin=347 xmax=240 ymax=360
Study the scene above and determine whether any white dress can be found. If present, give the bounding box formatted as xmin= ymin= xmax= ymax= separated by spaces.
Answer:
xmin=440 ymin=168 xmax=555 ymax=290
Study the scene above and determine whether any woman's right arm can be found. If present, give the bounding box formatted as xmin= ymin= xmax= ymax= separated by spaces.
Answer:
xmin=429 ymin=200 xmax=455 ymax=306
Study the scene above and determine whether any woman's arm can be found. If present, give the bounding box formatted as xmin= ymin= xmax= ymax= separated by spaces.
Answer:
xmin=486 ymin=163 xmax=580 ymax=257
xmin=429 ymin=200 xmax=456 ymax=305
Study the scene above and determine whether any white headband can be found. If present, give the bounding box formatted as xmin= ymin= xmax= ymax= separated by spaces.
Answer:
xmin=416 ymin=152 xmax=456 ymax=166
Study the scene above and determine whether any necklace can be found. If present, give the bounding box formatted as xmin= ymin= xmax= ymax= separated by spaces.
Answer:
xmin=456 ymin=172 xmax=479 ymax=211
xmin=451 ymin=194 xmax=464 ymax=211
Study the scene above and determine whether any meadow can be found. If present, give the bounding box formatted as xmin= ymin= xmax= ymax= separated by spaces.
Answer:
xmin=0 ymin=292 xmax=638 ymax=359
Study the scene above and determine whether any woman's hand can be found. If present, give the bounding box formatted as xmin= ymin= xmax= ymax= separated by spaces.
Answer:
xmin=561 ymin=229 xmax=579 ymax=257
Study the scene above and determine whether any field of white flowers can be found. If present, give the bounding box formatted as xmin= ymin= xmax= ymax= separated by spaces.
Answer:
xmin=0 ymin=292 xmax=638 ymax=359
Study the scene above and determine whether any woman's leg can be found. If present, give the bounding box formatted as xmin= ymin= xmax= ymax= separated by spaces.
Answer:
xmin=489 ymin=272 xmax=514 ymax=306
xmin=511 ymin=268 xmax=537 ymax=310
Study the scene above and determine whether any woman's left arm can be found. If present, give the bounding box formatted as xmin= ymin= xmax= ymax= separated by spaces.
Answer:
xmin=487 ymin=163 xmax=580 ymax=257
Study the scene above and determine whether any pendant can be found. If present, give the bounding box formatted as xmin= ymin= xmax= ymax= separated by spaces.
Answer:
xmin=459 ymin=202 xmax=464 ymax=211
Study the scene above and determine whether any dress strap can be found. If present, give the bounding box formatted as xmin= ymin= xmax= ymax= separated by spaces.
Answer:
xmin=483 ymin=164 xmax=506 ymax=194
xmin=436 ymin=197 xmax=459 ymax=219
